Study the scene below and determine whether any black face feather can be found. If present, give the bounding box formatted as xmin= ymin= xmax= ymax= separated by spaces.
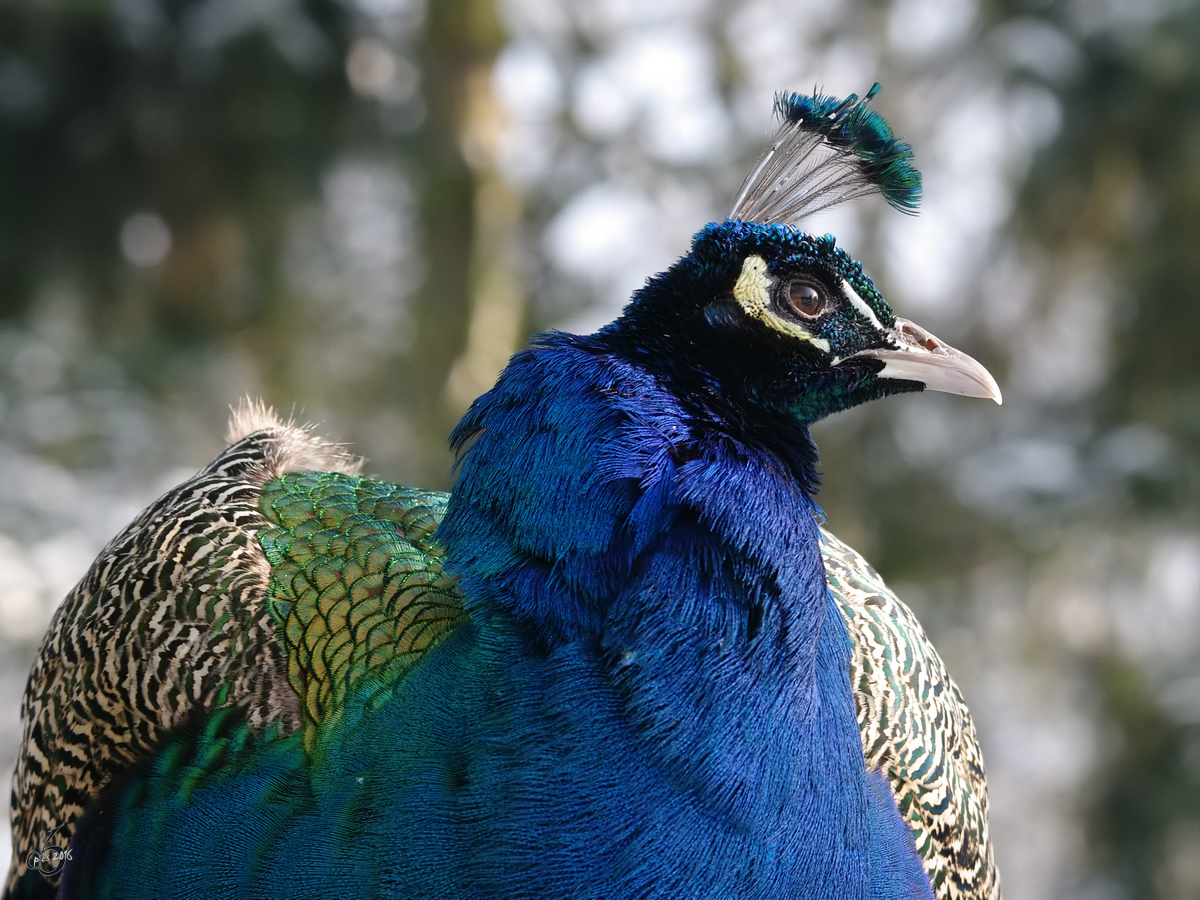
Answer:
xmin=601 ymin=220 xmax=919 ymax=428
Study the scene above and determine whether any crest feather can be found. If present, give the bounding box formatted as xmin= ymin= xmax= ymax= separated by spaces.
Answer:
xmin=730 ymin=84 xmax=922 ymax=225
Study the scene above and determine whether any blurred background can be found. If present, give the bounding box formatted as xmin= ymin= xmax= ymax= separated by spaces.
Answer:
xmin=0 ymin=0 xmax=1197 ymax=895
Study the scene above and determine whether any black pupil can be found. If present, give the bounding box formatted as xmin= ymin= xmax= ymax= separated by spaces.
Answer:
xmin=789 ymin=282 xmax=823 ymax=316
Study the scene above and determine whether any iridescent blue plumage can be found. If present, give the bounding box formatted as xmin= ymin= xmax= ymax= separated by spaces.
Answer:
xmin=9 ymin=89 xmax=1003 ymax=900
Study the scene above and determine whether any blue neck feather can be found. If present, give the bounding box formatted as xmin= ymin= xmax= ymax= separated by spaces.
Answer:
xmin=432 ymin=328 xmax=931 ymax=896
xmin=442 ymin=328 xmax=824 ymax=641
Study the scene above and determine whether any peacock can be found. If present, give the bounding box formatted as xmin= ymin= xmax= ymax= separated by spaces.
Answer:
xmin=7 ymin=86 xmax=1002 ymax=899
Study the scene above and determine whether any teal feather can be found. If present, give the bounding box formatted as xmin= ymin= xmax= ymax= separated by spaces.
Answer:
xmin=776 ymin=84 xmax=922 ymax=213
xmin=731 ymin=84 xmax=922 ymax=223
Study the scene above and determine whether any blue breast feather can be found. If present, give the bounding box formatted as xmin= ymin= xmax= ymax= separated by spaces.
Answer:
xmin=62 ymin=333 xmax=933 ymax=899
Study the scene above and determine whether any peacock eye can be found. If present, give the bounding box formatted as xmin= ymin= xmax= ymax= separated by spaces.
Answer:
xmin=787 ymin=280 xmax=826 ymax=318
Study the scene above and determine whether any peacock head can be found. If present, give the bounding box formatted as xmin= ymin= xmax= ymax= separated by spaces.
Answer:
xmin=604 ymin=85 xmax=1001 ymax=427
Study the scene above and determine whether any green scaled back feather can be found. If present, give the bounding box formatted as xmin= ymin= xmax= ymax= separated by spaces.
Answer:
xmin=258 ymin=472 xmax=466 ymax=750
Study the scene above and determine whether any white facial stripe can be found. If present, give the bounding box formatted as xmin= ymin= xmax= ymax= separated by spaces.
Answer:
xmin=840 ymin=278 xmax=885 ymax=332
xmin=732 ymin=255 xmax=831 ymax=353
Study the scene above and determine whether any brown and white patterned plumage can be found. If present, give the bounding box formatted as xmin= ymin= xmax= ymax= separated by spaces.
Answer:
xmin=825 ymin=531 xmax=999 ymax=900
xmin=5 ymin=405 xmax=358 ymax=898
xmin=5 ymin=409 xmax=999 ymax=900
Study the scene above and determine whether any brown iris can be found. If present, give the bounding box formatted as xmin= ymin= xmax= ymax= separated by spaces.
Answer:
xmin=787 ymin=280 xmax=826 ymax=318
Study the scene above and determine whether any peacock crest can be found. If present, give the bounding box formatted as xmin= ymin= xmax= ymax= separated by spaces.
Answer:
xmin=730 ymin=83 xmax=922 ymax=225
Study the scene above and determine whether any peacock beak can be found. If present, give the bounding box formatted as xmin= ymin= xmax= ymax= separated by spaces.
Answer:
xmin=849 ymin=317 xmax=1003 ymax=404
